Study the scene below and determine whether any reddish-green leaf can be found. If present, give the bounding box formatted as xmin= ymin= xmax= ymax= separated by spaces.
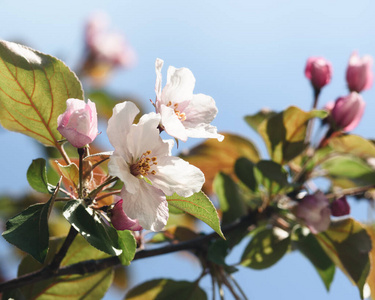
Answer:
xmin=293 ymin=227 xmax=335 ymax=291
xmin=241 ymin=227 xmax=290 ymax=269
xmin=254 ymin=106 xmax=327 ymax=164
xmin=180 ymin=133 xmax=260 ymax=194
xmin=166 ymin=192 xmax=224 ymax=239
xmin=244 ymin=109 xmax=277 ymax=131
xmin=329 ymin=135 xmax=375 ymax=159
xmin=0 ymin=40 xmax=83 ymax=147
xmin=320 ymin=155 xmax=375 ymax=187
xmin=16 ymin=236 xmax=113 ymax=300
xmin=213 ymin=172 xmax=246 ymax=225
xmin=316 ymin=218 xmax=372 ymax=299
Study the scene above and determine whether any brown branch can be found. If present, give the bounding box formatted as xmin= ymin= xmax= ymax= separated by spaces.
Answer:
xmin=0 ymin=209 xmax=268 ymax=293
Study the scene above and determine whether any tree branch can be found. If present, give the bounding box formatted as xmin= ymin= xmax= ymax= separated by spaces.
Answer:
xmin=0 ymin=209 xmax=268 ymax=293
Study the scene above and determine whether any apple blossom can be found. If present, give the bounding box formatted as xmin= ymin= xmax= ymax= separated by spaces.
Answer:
xmin=346 ymin=51 xmax=373 ymax=93
xmin=305 ymin=57 xmax=332 ymax=90
xmin=294 ymin=191 xmax=331 ymax=234
xmin=330 ymin=196 xmax=350 ymax=217
xmin=110 ymin=199 xmax=143 ymax=231
xmin=57 ymin=98 xmax=98 ymax=148
xmin=330 ymin=92 xmax=365 ymax=131
xmin=154 ymin=58 xmax=224 ymax=142
xmin=85 ymin=12 xmax=136 ymax=68
xmin=107 ymin=101 xmax=205 ymax=231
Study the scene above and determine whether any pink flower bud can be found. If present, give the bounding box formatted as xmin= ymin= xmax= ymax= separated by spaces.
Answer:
xmin=57 ymin=99 xmax=98 ymax=148
xmin=346 ymin=51 xmax=373 ymax=93
xmin=305 ymin=57 xmax=332 ymax=90
xmin=330 ymin=92 xmax=365 ymax=131
xmin=330 ymin=196 xmax=350 ymax=217
xmin=110 ymin=199 xmax=143 ymax=231
xmin=295 ymin=191 xmax=331 ymax=234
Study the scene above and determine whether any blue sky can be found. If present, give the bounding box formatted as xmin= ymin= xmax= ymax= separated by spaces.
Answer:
xmin=1 ymin=1 xmax=375 ymax=299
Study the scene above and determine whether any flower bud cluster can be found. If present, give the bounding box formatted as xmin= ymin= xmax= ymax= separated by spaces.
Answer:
xmin=294 ymin=192 xmax=350 ymax=234
xmin=305 ymin=51 xmax=373 ymax=132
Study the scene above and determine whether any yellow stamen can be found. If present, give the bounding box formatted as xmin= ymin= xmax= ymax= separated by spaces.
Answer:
xmin=130 ymin=150 xmax=158 ymax=177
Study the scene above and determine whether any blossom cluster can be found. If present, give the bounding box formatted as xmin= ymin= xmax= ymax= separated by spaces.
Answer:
xmin=57 ymin=59 xmax=222 ymax=231
xmin=297 ymin=51 xmax=373 ymax=233
xmin=305 ymin=52 xmax=372 ymax=132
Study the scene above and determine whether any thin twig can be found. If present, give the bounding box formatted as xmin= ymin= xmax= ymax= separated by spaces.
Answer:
xmin=0 ymin=209 xmax=267 ymax=292
xmin=48 ymin=226 xmax=78 ymax=272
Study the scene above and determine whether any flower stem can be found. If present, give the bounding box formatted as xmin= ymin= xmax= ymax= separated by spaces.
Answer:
xmin=78 ymin=148 xmax=84 ymax=199
xmin=88 ymin=176 xmax=118 ymax=200
xmin=305 ymin=88 xmax=321 ymax=144
xmin=57 ymin=143 xmax=71 ymax=165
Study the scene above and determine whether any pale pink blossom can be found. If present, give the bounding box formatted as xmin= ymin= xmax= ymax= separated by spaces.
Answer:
xmin=295 ymin=191 xmax=331 ymax=234
xmin=346 ymin=51 xmax=373 ymax=93
xmin=154 ymin=58 xmax=224 ymax=142
xmin=330 ymin=196 xmax=350 ymax=217
xmin=305 ymin=57 xmax=332 ymax=90
xmin=107 ymin=101 xmax=205 ymax=231
xmin=331 ymin=92 xmax=365 ymax=131
xmin=85 ymin=12 xmax=136 ymax=68
xmin=57 ymin=99 xmax=98 ymax=148
xmin=110 ymin=199 xmax=143 ymax=231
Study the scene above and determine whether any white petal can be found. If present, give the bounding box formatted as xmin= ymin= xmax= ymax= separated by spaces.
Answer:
xmin=184 ymin=94 xmax=218 ymax=127
xmin=160 ymin=105 xmax=188 ymax=142
xmin=107 ymin=101 xmax=139 ymax=159
xmin=108 ymin=153 xmax=140 ymax=194
xmin=185 ymin=124 xmax=224 ymax=141
xmin=150 ymin=156 xmax=205 ymax=197
xmin=161 ymin=66 xmax=195 ymax=105
xmin=121 ymin=182 xmax=168 ymax=231
xmin=183 ymin=94 xmax=223 ymax=141
xmin=126 ymin=112 xmax=169 ymax=159
xmin=155 ymin=58 xmax=164 ymax=101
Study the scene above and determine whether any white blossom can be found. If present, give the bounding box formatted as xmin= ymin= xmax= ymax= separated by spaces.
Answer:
xmin=155 ymin=58 xmax=224 ymax=142
xmin=107 ymin=101 xmax=205 ymax=231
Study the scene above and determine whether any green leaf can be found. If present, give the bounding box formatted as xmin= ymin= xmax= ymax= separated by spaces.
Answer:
xmin=316 ymin=218 xmax=372 ymax=299
xmin=244 ymin=109 xmax=277 ymax=131
xmin=57 ymin=162 xmax=79 ymax=188
xmin=2 ymin=196 xmax=54 ymax=263
xmin=126 ymin=279 xmax=207 ymax=300
xmin=254 ymin=160 xmax=289 ymax=196
xmin=254 ymin=106 xmax=327 ymax=164
xmin=329 ymin=134 xmax=375 ymax=159
xmin=168 ymin=205 xmax=185 ymax=214
xmin=213 ymin=172 xmax=246 ymax=225
xmin=241 ymin=227 xmax=290 ymax=269
xmin=27 ymin=158 xmax=51 ymax=194
xmin=234 ymin=157 xmax=257 ymax=191
xmin=117 ymin=230 xmax=136 ymax=266
xmin=0 ymin=40 xmax=83 ymax=147
xmin=63 ymin=200 xmax=122 ymax=256
xmin=180 ymin=133 xmax=260 ymax=194
xmin=16 ymin=236 xmax=113 ymax=300
xmin=320 ymin=155 xmax=375 ymax=187
xmin=166 ymin=192 xmax=224 ymax=239
xmin=293 ymin=227 xmax=335 ymax=291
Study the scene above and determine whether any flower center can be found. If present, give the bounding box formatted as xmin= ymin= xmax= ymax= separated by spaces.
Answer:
xmin=130 ymin=150 xmax=158 ymax=177
xmin=166 ymin=101 xmax=186 ymax=121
